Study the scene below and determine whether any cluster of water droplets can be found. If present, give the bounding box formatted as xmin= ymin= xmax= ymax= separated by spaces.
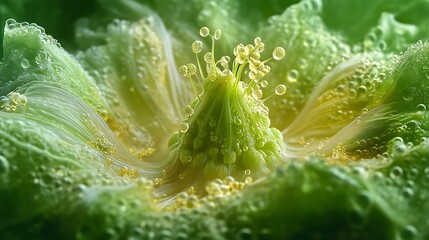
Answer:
xmin=178 ymin=27 xmax=286 ymax=103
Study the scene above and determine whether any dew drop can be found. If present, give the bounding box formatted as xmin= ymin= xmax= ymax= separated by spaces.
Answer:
xmin=184 ymin=105 xmax=194 ymax=117
xmin=21 ymin=59 xmax=30 ymax=69
xmin=357 ymin=85 xmax=367 ymax=97
xmin=272 ymin=47 xmax=285 ymax=60
xmin=252 ymin=88 xmax=263 ymax=99
xmin=214 ymin=29 xmax=222 ymax=40
xmin=5 ymin=19 xmax=19 ymax=30
xmin=287 ymin=69 xmax=299 ymax=83
xmin=179 ymin=122 xmax=189 ymax=133
xmin=393 ymin=143 xmax=407 ymax=154
xmin=389 ymin=166 xmax=403 ymax=179
xmin=260 ymin=80 xmax=268 ymax=88
xmin=244 ymin=169 xmax=251 ymax=175
xmin=35 ymin=50 xmax=48 ymax=64
xmin=275 ymin=84 xmax=287 ymax=95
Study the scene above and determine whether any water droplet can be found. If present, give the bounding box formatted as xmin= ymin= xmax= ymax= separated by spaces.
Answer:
xmin=252 ymin=88 xmax=263 ymax=99
xmin=275 ymin=84 xmax=287 ymax=95
xmin=393 ymin=143 xmax=407 ymax=154
xmin=287 ymin=69 xmax=299 ymax=82
xmin=272 ymin=47 xmax=285 ymax=60
xmin=21 ymin=59 xmax=30 ymax=69
xmin=35 ymin=50 xmax=48 ymax=64
xmin=214 ymin=29 xmax=222 ymax=40
xmin=180 ymin=150 xmax=192 ymax=164
xmin=244 ymin=169 xmax=251 ymax=175
xmin=5 ymin=19 xmax=19 ymax=30
xmin=179 ymin=122 xmax=189 ymax=133
xmin=184 ymin=105 xmax=194 ymax=116
xmin=389 ymin=166 xmax=403 ymax=179
xmin=357 ymin=85 xmax=367 ymax=97
xmin=260 ymin=80 xmax=268 ymax=88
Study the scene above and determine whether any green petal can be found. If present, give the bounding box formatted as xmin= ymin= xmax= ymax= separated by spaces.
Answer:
xmin=0 ymin=20 xmax=107 ymax=113
xmin=76 ymin=13 xmax=191 ymax=153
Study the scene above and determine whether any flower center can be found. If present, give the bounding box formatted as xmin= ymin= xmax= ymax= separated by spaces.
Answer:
xmin=161 ymin=27 xmax=287 ymax=196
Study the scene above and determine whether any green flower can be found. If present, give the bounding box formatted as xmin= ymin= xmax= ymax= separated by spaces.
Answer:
xmin=1 ymin=0 xmax=429 ymax=239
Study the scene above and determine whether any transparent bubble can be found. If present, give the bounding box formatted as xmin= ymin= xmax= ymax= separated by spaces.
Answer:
xmin=275 ymin=84 xmax=287 ymax=95
xmin=5 ymin=19 xmax=19 ymax=29
xmin=252 ymin=89 xmax=263 ymax=100
xmin=389 ymin=166 xmax=403 ymax=179
xmin=191 ymin=40 xmax=203 ymax=54
xmin=199 ymin=27 xmax=210 ymax=37
xmin=35 ymin=50 xmax=48 ymax=64
xmin=21 ymin=59 xmax=30 ymax=69
xmin=248 ymin=70 xmax=257 ymax=80
xmin=244 ymin=169 xmax=251 ymax=175
xmin=272 ymin=47 xmax=285 ymax=60
xmin=179 ymin=122 xmax=189 ymax=133
xmin=184 ymin=105 xmax=194 ymax=116
xmin=287 ymin=69 xmax=299 ymax=83
xmin=214 ymin=29 xmax=222 ymax=40
xmin=260 ymin=80 xmax=268 ymax=88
